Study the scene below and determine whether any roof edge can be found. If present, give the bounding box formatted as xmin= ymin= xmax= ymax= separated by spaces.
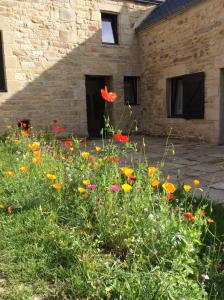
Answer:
xmin=136 ymin=0 xmax=204 ymax=32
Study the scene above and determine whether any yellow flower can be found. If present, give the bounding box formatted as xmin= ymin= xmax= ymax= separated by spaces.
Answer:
xmin=122 ymin=183 xmax=132 ymax=192
xmin=6 ymin=171 xmax=14 ymax=177
xmin=151 ymin=179 xmax=160 ymax=188
xmin=148 ymin=167 xmax=158 ymax=177
xmin=184 ymin=184 xmax=192 ymax=192
xmin=0 ymin=204 xmax=4 ymax=209
xmin=78 ymin=187 xmax=85 ymax=193
xmin=47 ymin=174 xmax=56 ymax=180
xmin=33 ymin=150 xmax=41 ymax=157
xmin=81 ymin=164 xmax=85 ymax=170
xmin=81 ymin=152 xmax=90 ymax=158
xmin=193 ymin=179 xmax=200 ymax=186
xmin=208 ymin=218 xmax=215 ymax=223
xmin=162 ymin=182 xmax=176 ymax=194
xmin=15 ymin=139 xmax=20 ymax=145
xmin=166 ymin=175 xmax=170 ymax=180
xmin=98 ymin=158 xmax=103 ymax=163
xmin=20 ymin=166 xmax=28 ymax=173
xmin=120 ymin=167 xmax=134 ymax=177
xmin=28 ymin=142 xmax=40 ymax=150
xmin=52 ymin=183 xmax=62 ymax=189
xmin=32 ymin=157 xmax=41 ymax=164
xmin=95 ymin=146 xmax=101 ymax=152
xmin=83 ymin=179 xmax=90 ymax=186
xmin=70 ymin=147 xmax=75 ymax=151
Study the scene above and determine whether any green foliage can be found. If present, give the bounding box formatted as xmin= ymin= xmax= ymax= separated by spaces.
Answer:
xmin=0 ymin=130 xmax=222 ymax=299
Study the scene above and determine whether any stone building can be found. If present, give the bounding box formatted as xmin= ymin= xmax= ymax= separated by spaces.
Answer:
xmin=0 ymin=0 xmax=223 ymax=143
xmin=0 ymin=0 xmax=159 ymax=137
xmin=137 ymin=0 xmax=224 ymax=144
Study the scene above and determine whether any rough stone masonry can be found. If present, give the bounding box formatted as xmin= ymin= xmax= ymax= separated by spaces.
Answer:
xmin=0 ymin=0 xmax=154 ymax=136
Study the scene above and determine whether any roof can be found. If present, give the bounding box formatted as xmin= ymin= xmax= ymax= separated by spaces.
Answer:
xmin=137 ymin=0 xmax=203 ymax=31
xmin=134 ymin=0 xmax=165 ymax=4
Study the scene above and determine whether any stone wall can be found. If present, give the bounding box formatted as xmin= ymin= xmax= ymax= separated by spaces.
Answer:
xmin=0 ymin=0 xmax=154 ymax=136
xmin=138 ymin=0 xmax=224 ymax=143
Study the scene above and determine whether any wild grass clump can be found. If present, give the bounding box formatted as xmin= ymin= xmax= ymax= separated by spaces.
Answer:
xmin=0 ymin=125 xmax=223 ymax=300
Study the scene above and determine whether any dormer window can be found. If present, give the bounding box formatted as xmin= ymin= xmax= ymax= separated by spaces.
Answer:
xmin=101 ymin=13 xmax=118 ymax=45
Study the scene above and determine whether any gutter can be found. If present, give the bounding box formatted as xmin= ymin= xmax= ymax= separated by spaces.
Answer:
xmin=134 ymin=0 xmax=164 ymax=5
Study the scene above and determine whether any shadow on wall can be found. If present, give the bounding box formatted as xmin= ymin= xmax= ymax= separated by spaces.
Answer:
xmin=0 ymin=3 xmax=146 ymax=137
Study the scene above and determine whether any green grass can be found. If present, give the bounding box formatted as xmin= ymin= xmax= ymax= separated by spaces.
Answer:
xmin=0 ymin=129 xmax=223 ymax=299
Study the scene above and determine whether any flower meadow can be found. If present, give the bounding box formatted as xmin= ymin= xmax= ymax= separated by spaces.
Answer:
xmin=0 ymin=90 xmax=223 ymax=299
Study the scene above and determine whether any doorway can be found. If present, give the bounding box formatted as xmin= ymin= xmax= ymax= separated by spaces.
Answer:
xmin=85 ymin=76 xmax=108 ymax=138
xmin=219 ymin=70 xmax=224 ymax=144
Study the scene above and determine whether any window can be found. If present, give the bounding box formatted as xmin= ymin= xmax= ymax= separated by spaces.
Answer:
xmin=169 ymin=72 xmax=205 ymax=119
xmin=124 ymin=76 xmax=139 ymax=105
xmin=0 ymin=31 xmax=6 ymax=92
xmin=101 ymin=13 xmax=118 ymax=44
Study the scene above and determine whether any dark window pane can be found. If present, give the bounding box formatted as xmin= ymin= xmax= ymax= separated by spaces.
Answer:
xmin=183 ymin=72 xmax=205 ymax=119
xmin=124 ymin=77 xmax=139 ymax=105
xmin=170 ymin=72 xmax=204 ymax=119
xmin=0 ymin=31 xmax=6 ymax=91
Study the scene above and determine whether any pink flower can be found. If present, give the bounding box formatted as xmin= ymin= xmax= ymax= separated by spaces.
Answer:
xmin=110 ymin=185 xmax=119 ymax=193
xmin=87 ymin=184 xmax=97 ymax=190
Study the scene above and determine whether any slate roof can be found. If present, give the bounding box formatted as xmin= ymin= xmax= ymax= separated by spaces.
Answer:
xmin=137 ymin=0 xmax=203 ymax=31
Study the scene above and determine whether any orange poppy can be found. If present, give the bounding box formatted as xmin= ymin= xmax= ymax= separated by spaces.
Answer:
xmin=52 ymin=183 xmax=62 ymax=189
xmin=7 ymin=205 xmax=13 ymax=214
xmin=151 ymin=179 xmax=160 ymax=188
xmin=101 ymin=86 xmax=117 ymax=103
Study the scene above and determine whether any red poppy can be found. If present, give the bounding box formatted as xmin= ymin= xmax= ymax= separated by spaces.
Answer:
xmin=53 ymin=119 xmax=58 ymax=123
xmin=82 ymin=139 xmax=89 ymax=145
xmin=54 ymin=157 xmax=59 ymax=161
xmin=88 ymin=156 xmax=94 ymax=163
xmin=165 ymin=193 xmax=174 ymax=200
xmin=127 ymin=174 xmax=136 ymax=184
xmin=61 ymin=153 xmax=66 ymax=158
xmin=183 ymin=212 xmax=193 ymax=220
xmin=64 ymin=140 xmax=72 ymax=148
xmin=114 ymin=133 xmax=129 ymax=143
xmin=53 ymin=126 xmax=62 ymax=133
xmin=108 ymin=156 xmax=119 ymax=163
xmin=101 ymin=86 xmax=117 ymax=103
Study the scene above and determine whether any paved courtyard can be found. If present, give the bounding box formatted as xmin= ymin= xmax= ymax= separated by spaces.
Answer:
xmin=88 ymin=136 xmax=224 ymax=203
xmin=124 ymin=136 xmax=224 ymax=204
